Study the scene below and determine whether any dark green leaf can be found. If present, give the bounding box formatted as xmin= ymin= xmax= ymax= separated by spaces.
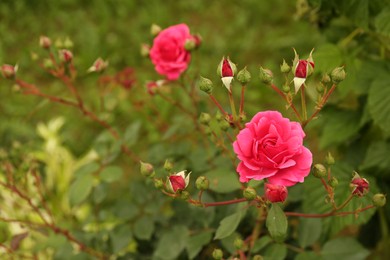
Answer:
xmin=295 ymin=251 xmax=322 ymax=260
xmin=186 ymin=231 xmax=213 ymax=259
xmin=124 ymin=121 xmax=141 ymax=147
xmin=154 ymin=225 xmax=189 ymax=260
xmin=375 ymin=8 xmax=390 ymax=37
xmin=133 ymin=215 xmax=154 ymax=240
xmin=205 ymin=169 xmax=241 ymax=193
xmin=74 ymin=162 xmax=99 ymax=177
xmin=313 ymin=44 xmax=342 ymax=73
xmin=266 ymin=203 xmax=287 ymax=242
xmin=368 ymin=78 xmax=390 ymax=135
xmin=360 ymin=141 xmax=390 ymax=172
xmin=252 ymin=235 xmax=272 ymax=253
xmin=298 ymin=218 xmax=322 ymax=248
xmin=100 ymin=165 xmax=123 ymax=183
xmin=69 ymin=173 xmax=94 ymax=206
xmin=321 ymin=237 xmax=369 ymax=260
xmin=341 ymin=0 xmax=369 ymax=29
xmin=263 ymin=243 xmax=287 ymax=260
xmin=110 ymin=225 xmax=132 ymax=253
xmin=214 ymin=210 xmax=244 ymax=240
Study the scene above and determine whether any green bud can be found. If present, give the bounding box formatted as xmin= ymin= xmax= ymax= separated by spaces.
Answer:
xmin=140 ymin=161 xmax=155 ymax=177
xmin=43 ymin=59 xmax=55 ymax=70
xmin=237 ymin=67 xmax=251 ymax=85
xmin=180 ymin=190 xmax=190 ymax=200
xmin=328 ymin=177 xmax=339 ymax=188
xmin=154 ymin=178 xmax=164 ymax=189
xmin=195 ymin=176 xmax=209 ymax=190
xmin=372 ymin=193 xmax=386 ymax=207
xmin=280 ymin=59 xmax=291 ymax=73
xmin=219 ymin=120 xmax=230 ymax=131
xmin=312 ymin=164 xmax=327 ymax=178
xmin=321 ymin=73 xmax=331 ymax=84
xmin=184 ymin=38 xmax=196 ymax=51
xmin=140 ymin=44 xmax=150 ymax=57
xmin=282 ymin=85 xmax=290 ymax=93
xmin=252 ymin=255 xmax=264 ymax=260
xmin=199 ymin=112 xmax=212 ymax=125
xmin=150 ymin=24 xmax=161 ymax=36
xmin=164 ymin=159 xmax=173 ymax=172
xmin=63 ymin=37 xmax=74 ymax=49
xmin=212 ymin=249 xmax=223 ymax=260
xmin=198 ymin=76 xmax=213 ymax=94
xmin=234 ymin=237 xmax=244 ymax=249
xmin=316 ymin=84 xmax=325 ymax=94
xmin=215 ymin=111 xmax=223 ymax=122
xmin=259 ymin=67 xmax=273 ymax=84
xmin=331 ymin=67 xmax=346 ymax=83
xmin=240 ymin=113 xmax=247 ymax=123
xmin=243 ymin=187 xmax=257 ymax=200
xmin=325 ymin=152 xmax=335 ymax=165
xmin=203 ymin=126 xmax=213 ymax=136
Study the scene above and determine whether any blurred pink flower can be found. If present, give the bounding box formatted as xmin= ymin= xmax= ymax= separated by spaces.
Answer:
xmin=149 ymin=24 xmax=193 ymax=80
xmin=265 ymin=183 xmax=288 ymax=203
xmin=233 ymin=111 xmax=312 ymax=187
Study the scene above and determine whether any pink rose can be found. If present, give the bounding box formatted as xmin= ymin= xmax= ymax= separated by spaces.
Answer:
xmin=150 ymin=24 xmax=193 ymax=80
xmin=233 ymin=111 xmax=312 ymax=187
xmin=265 ymin=183 xmax=288 ymax=203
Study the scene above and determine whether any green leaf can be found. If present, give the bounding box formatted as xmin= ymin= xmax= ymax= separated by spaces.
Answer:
xmin=313 ymin=44 xmax=342 ymax=73
xmin=263 ymin=243 xmax=287 ymax=260
xmin=321 ymin=237 xmax=369 ymax=260
xmin=205 ymin=169 xmax=241 ymax=193
xmin=375 ymin=7 xmax=390 ymax=37
xmin=298 ymin=218 xmax=322 ymax=248
xmin=214 ymin=211 xmax=244 ymax=240
xmin=341 ymin=0 xmax=369 ymax=29
xmin=69 ymin=173 xmax=94 ymax=206
xmin=266 ymin=203 xmax=287 ymax=242
xmin=295 ymin=251 xmax=322 ymax=260
xmin=124 ymin=121 xmax=141 ymax=147
xmin=154 ymin=225 xmax=189 ymax=260
xmin=110 ymin=225 xmax=132 ymax=253
xmin=133 ymin=215 xmax=154 ymax=240
xmin=360 ymin=141 xmax=390 ymax=173
xmin=186 ymin=231 xmax=213 ymax=259
xmin=100 ymin=166 xmax=123 ymax=183
xmin=74 ymin=162 xmax=99 ymax=177
xmin=368 ymin=78 xmax=390 ymax=135
xmin=252 ymin=235 xmax=272 ymax=253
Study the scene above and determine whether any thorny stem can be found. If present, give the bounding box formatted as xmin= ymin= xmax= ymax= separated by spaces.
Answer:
xmin=270 ymin=84 xmax=302 ymax=122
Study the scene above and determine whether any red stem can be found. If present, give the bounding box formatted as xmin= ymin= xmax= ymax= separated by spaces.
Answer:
xmin=202 ymin=198 xmax=247 ymax=207
xmin=270 ymin=84 xmax=302 ymax=122
xmin=209 ymin=94 xmax=228 ymax=116
xmin=285 ymin=205 xmax=375 ymax=218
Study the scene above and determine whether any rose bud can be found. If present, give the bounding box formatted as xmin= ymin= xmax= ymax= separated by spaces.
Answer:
xmin=217 ymin=57 xmax=236 ymax=92
xmin=292 ymin=48 xmax=314 ymax=93
xmin=166 ymin=170 xmax=191 ymax=193
xmin=265 ymin=183 xmax=288 ymax=203
xmin=198 ymin=76 xmax=213 ymax=94
xmin=259 ymin=67 xmax=273 ymax=84
xmin=88 ymin=58 xmax=108 ymax=73
xmin=350 ymin=172 xmax=369 ymax=197
xmin=1 ymin=64 xmax=18 ymax=79
xmin=140 ymin=161 xmax=155 ymax=177
xmin=280 ymin=59 xmax=291 ymax=73
xmin=237 ymin=67 xmax=251 ymax=85
xmin=58 ymin=49 xmax=73 ymax=63
xmin=243 ymin=187 xmax=257 ymax=200
xmin=195 ymin=176 xmax=209 ymax=190
xmin=39 ymin=35 xmax=52 ymax=49
xmin=150 ymin=23 xmax=162 ymax=36
xmin=140 ymin=43 xmax=150 ymax=57
xmin=330 ymin=66 xmax=346 ymax=83
xmin=145 ymin=80 xmax=166 ymax=95
xmin=372 ymin=194 xmax=386 ymax=207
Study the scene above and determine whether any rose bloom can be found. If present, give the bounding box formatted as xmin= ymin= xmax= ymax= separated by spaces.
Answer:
xmin=265 ymin=183 xmax=288 ymax=203
xmin=233 ymin=111 xmax=312 ymax=186
xmin=149 ymin=24 xmax=193 ymax=80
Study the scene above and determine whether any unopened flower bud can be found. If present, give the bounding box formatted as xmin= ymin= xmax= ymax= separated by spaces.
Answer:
xmin=140 ymin=161 xmax=155 ymax=177
xmin=154 ymin=178 xmax=164 ymax=189
xmin=212 ymin=249 xmax=223 ymax=260
xmin=215 ymin=111 xmax=223 ymax=122
xmin=63 ymin=37 xmax=74 ymax=49
xmin=243 ymin=187 xmax=257 ymax=200
xmin=164 ymin=159 xmax=173 ymax=172
xmin=180 ymin=190 xmax=190 ymax=200
xmin=39 ymin=36 xmax=51 ymax=49
xmin=331 ymin=67 xmax=346 ymax=83
xmin=252 ymin=255 xmax=263 ymax=260
xmin=1 ymin=64 xmax=18 ymax=79
xmin=195 ymin=176 xmax=209 ymax=190
xmin=166 ymin=171 xmax=191 ymax=193
xmin=199 ymin=113 xmax=212 ymax=125
xmin=219 ymin=120 xmax=230 ymax=131
xmin=350 ymin=172 xmax=369 ymax=197
xmin=203 ymin=126 xmax=213 ymax=136
xmin=218 ymin=57 xmax=236 ymax=92
xmin=192 ymin=34 xmax=202 ymax=47
xmin=59 ymin=49 xmax=73 ymax=63
xmin=312 ymin=164 xmax=327 ymax=178
xmin=328 ymin=177 xmax=338 ymax=188
xmin=265 ymin=183 xmax=288 ymax=203
xmin=280 ymin=59 xmax=291 ymax=73
xmin=372 ymin=193 xmax=386 ymax=207
xmin=140 ymin=43 xmax=150 ymax=57
xmin=321 ymin=73 xmax=331 ymax=84
xmin=184 ymin=38 xmax=196 ymax=51
xmin=237 ymin=67 xmax=251 ymax=85
xmin=240 ymin=113 xmax=247 ymax=122
xmin=282 ymin=85 xmax=290 ymax=93
xmin=43 ymin=59 xmax=55 ymax=70
xmin=259 ymin=67 xmax=273 ymax=84
xmin=293 ymin=49 xmax=315 ymax=93
xmin=234 ymin=237 xmax=244 ymax=249
xmin=88 ymin=58 xmax=108 ymax=73
xmin=316 ymin=84 xmax=325 ymax=94
xmin=198 ymin=76 xmax=213 ymax=94
xmin=150 ymin=24 xmax=161 ymax=36
xmin=325 ymin=152 xmax=335 ymax=165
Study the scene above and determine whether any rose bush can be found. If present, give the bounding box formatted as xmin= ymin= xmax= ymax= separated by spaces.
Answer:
xmin=149 ymin=23 xmax=193 ymax=80
xmin=233 ymin=111 xmax=312 ymax=186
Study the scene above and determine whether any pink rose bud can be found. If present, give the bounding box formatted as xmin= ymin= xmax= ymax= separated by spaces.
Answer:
xmin=39 ymin=35 xmax=52 ymax=49
xmin=59 ymin=49 xmax=73 ymax=63
xmin=145 ymin=80 xmax=166 ymax=95
xmin=88 ymin=58 xmax=108 ymax=73
xmin=217 ymin=57 xmax=237 ymax=92
xmin=167 ymin=170 xmax=191 ymax=193
xmin=292 ymin=49 xmax=314 ymax=93
xmin=265 ymin=183 xmax=288 ymax=203
xmin=350 ymin=172 xmax=369 ymax=197
xmin=1 ymin=64 xmax=18 ymax=79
